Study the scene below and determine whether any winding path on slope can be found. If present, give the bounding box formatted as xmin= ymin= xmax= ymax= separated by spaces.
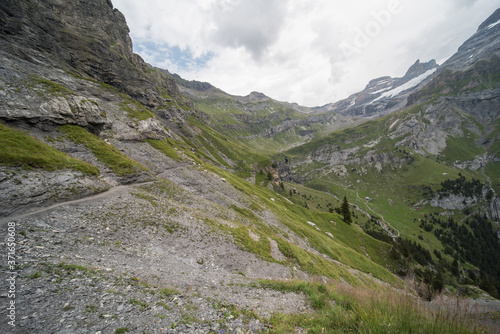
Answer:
xmin=0 ymin=181 xmax=154 ymax=225
xmin=351 ymin=189 xmax=401 ymax=238
xmin=315 ymin=176 xmax=401 ymax=239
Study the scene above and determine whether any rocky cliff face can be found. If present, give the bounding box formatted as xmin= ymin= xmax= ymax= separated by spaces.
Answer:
xmin=0 ymin=0 xmax=190 ymax=112
xmin=400 ymin=59 xmax=438 ymax=83
xmin=0 ymin=0 xmax=203 ymax=213
xmin=441 ymin=8 xmax=500 ymax=72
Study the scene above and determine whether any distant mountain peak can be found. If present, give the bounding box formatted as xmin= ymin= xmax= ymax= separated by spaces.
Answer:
xmin=235 ymin=91 xmax=270 ymax=103
xmin=402 ymin=59 xmax=438 ymax=82
xmin=249 ymin=91 xmax=268 ymax=99
xmin=322 ymin=58 xmax=439 ymax=117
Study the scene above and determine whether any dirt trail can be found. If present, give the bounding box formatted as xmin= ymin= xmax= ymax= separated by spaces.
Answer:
xmin=352 ymin=190 xmax=401 ymax=238
xmin=0 ymin=182 xmax=153 ymax=224
xmin=316 ymin=176 xmax=400 ymax=238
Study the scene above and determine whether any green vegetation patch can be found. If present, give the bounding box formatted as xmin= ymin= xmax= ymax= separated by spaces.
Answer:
xmin=159 ymin=287 xmax=180 ymax=298
xmin=146 ymin=138 xmax=181 ymax=161
xmin=186 ymin=116 xmax=272 ymax=170
xmin=119 ymin=95 xmax=155 ymax=121
xmin=261 ymin=279 xmax=485 ymax=333
xmin=28 ymin=75 xmax=74 ymax=96
xmin=255 ymin=170 xmax=271 ymax=187
xmin=59 ymin=125 xmax=148 ymax=176
xmin=231 ymin=226 xmax=275 ymax=262
xmin=440 ymin=129 xmax=485 ymax=162
xmin=204 ymin=163 xmax=399 ymax=286
xmin=0 ymin=123 xmax=99 ymax=175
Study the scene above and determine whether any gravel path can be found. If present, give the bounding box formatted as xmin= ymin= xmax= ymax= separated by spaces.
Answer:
xmin=0 ymin=169 xmax=312 ymax=333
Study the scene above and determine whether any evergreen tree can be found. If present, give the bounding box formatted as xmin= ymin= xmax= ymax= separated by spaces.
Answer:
xmin=479 ymin=273 xmax=498 ymax=297
xmin=451 ymin=258 xmax=459 ymax=276
xmin=341 ymin=196 xmax=352 ymax=224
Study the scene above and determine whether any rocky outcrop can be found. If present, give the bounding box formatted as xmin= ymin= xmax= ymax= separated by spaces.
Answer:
xmin=0 ymin=51 xmax=110 ymax=132
xmin=430 ymin=187 xmax=500 ymax=222
xmin=407 ymin=58 xmax=500 ymax=107
xmin=137 ymin=118 xmax=169 ymax=140
xmin=262 ymin=113 xmax=335 ymax=139
xmin=400 ymin=59 xmax=438 ymax=83
xmin=112 ymin=118 xmax=170 ymax=141
xmin=0 ymin=166 xmax=110 ymax=216
xmin=286 ymin=144 xmax=409 ymax=182
xmin=430 ymin=194 xmax=477 ymax=211
xmin=489 ymin=197 xmax=500 ymax=221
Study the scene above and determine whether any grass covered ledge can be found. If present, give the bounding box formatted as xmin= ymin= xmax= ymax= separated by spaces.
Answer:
xmin=0 ymin=123 xmax=99 ymax=175
xmin=59 ymin=125 xmax=148 ymax=176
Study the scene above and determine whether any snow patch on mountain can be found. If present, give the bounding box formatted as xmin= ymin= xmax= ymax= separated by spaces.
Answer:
xmin=374 ymin=68 xmax=437 ymax=101
xmin=487 ymin=19 xmax=500 ymax=30
xmin=370 ymin=87 xmax=391 ymax=95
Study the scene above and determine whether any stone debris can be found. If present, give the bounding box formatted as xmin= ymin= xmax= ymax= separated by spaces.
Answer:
xmin=0 ymin=174 xmax=311 ymax=334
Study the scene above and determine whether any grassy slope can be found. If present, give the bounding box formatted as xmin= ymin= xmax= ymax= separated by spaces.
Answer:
xmin=1 ymin=121 xmax=488 ymax=333
xmin=0 ymin=123 xmax=99 ymax=175
xmin=2 ymin=113 xmax=397 ymax=289
xmin=146 ymin=138 xmax=181 ymax=161
xmin=128 ymin=169 xmax=398 ymax=286
xmin=21 ymin=85 xmax=398 ymax=287
xmin=184 ymin=116 xmax=272 ymax=169
xmin=176 ymin=73 xmax=498 ymax=290
xmin=260 ymin=279 xmax=486 ymax=333
xmin=191 ymin=95 xmax=322 ymax=156
xmin=202 ymin=163 xmax=400 ymax=287
xmin=4 ymin=59 xmax=498 ymax=332
xmin=2 ymin=61 xmax=403 ymax=299
xmin=121 ymin=172 xmax=485 ymax=333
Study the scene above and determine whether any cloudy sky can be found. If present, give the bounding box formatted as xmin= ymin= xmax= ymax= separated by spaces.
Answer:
xmin=113 ymin=0 xmax=499 ymax=107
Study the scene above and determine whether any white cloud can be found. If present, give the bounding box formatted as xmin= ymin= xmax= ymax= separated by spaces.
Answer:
xmin=113 ymin=0 xmax=499 ymax=107
xmin=209 ymin=0 xmax=289 ymax=60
